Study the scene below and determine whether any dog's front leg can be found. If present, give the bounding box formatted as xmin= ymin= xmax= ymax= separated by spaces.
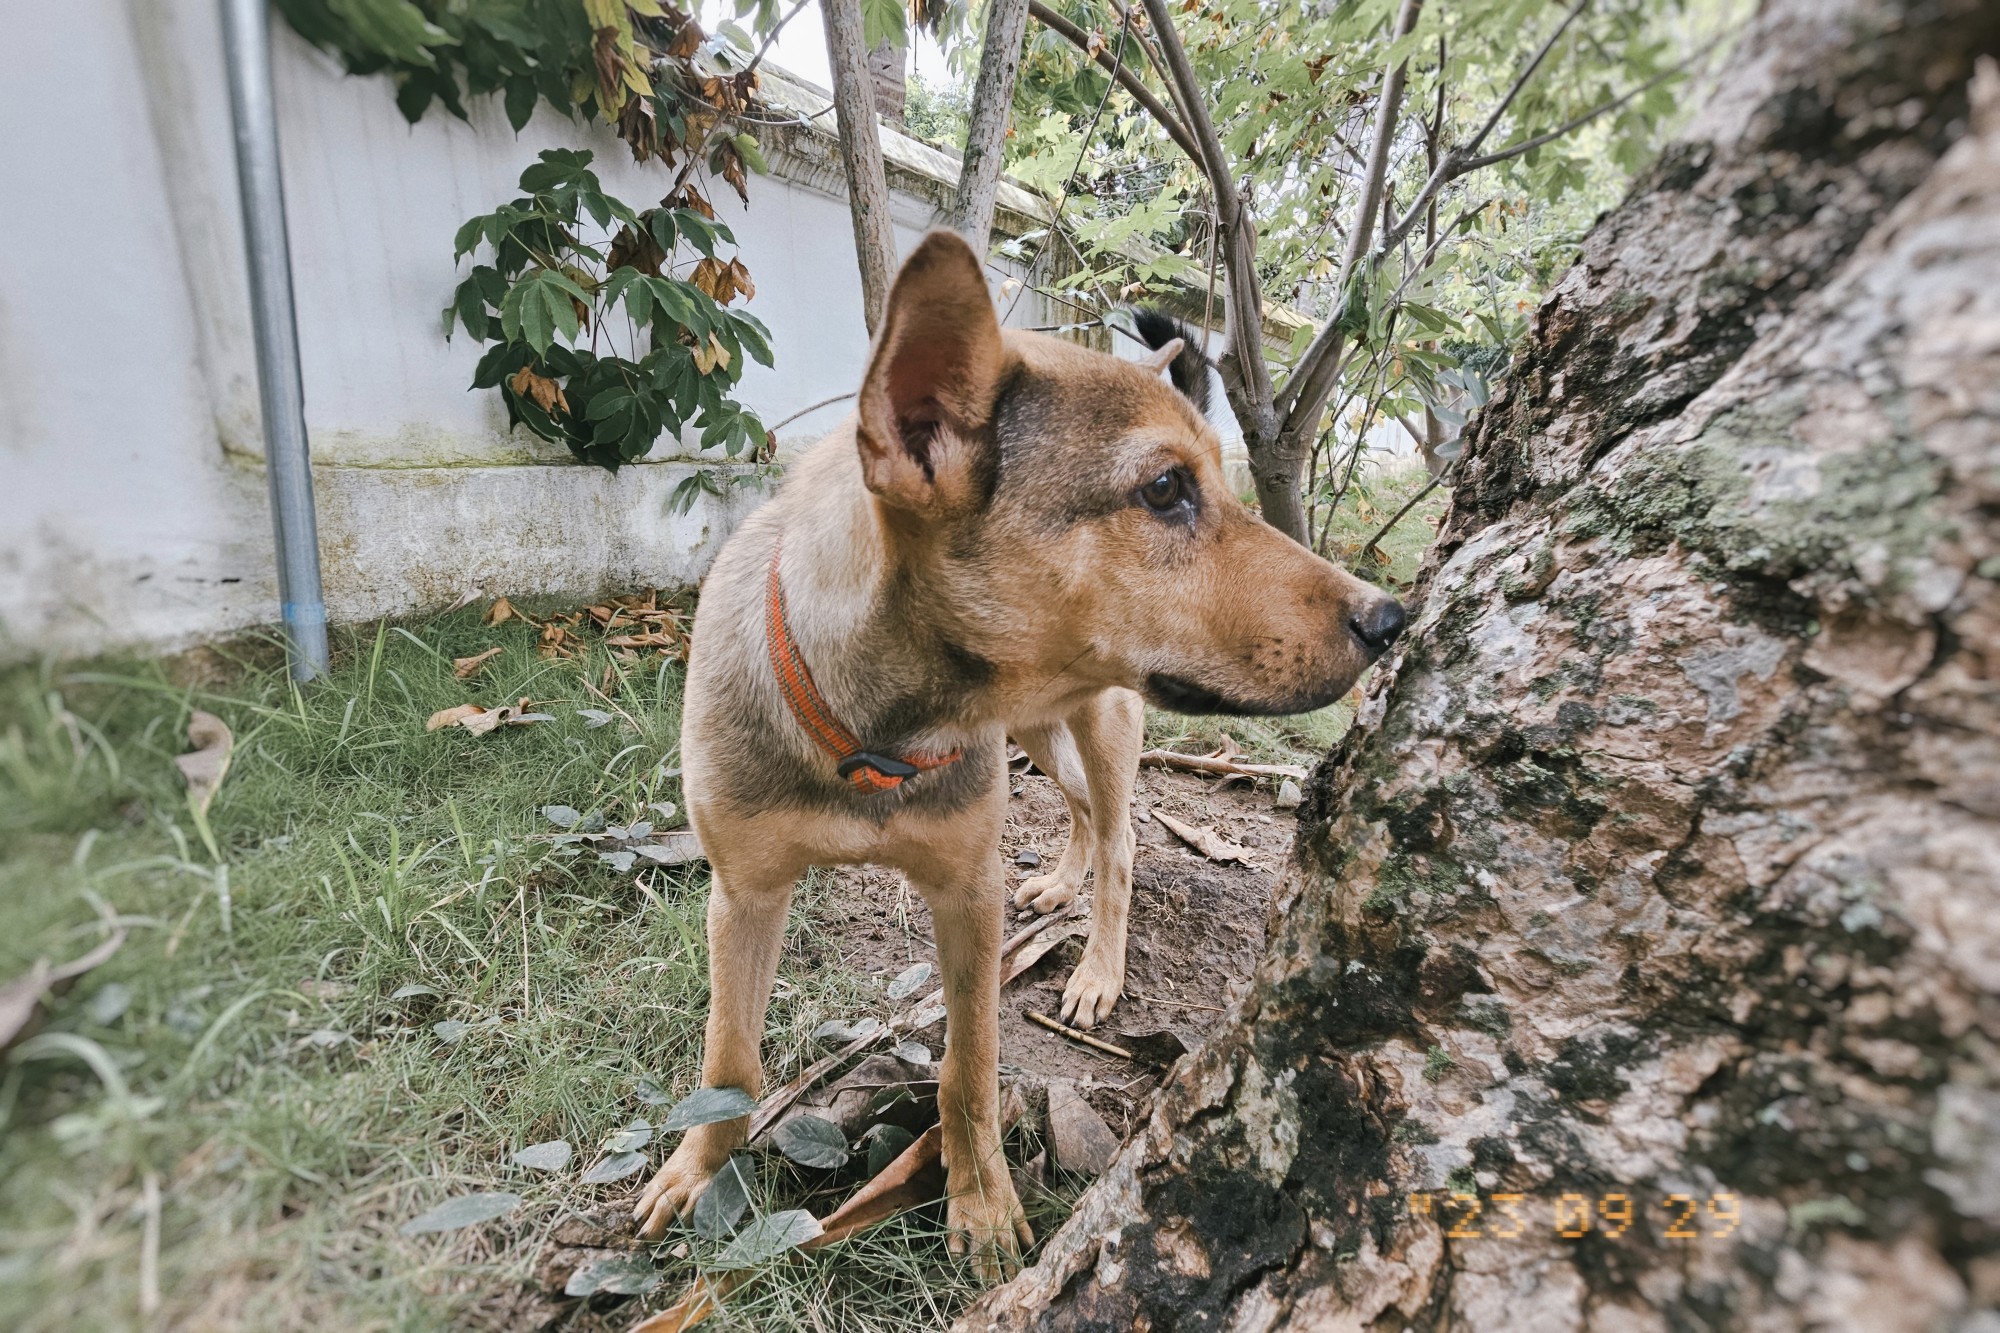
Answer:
xmin=918 ymin=859 xmax=1031 ymax=1281
xmin=634 ymin=857 xmax=797 ymax=1239
xmin=1058 ymin=688 xmax=1143 ymax=1028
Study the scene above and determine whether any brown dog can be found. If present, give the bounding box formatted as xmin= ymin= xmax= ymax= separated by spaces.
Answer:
xmin=633 ymin=231 xmax=1405 ymax=1278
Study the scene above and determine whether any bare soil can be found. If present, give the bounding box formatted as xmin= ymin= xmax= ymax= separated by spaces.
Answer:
xmin=813 ymin=762 xmax=1297 ymax=1137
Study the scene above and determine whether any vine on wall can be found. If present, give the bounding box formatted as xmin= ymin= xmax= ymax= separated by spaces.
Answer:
xmin=278 ymin=0 xmax=779 ymax=491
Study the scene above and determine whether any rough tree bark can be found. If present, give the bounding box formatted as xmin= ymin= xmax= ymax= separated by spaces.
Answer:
xmin=869 ymin=38 xmax=909 ymax=130
xmin=948 ymin=0 xmax=1031 ymax=253
xmin=824 ymin=0 xmax=899 ymax=332
xmin=963 ymin=1 xmax=2000 ymax=1328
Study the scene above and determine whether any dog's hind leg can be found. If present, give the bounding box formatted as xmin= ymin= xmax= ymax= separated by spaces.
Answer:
xmin=1011 ymin=720 xmax=1092 ymax=913
xmin=634 ymin=834 xmax=806 ymax=1240
xmin=1057 ymin=687 xmax=1143 ymax=1028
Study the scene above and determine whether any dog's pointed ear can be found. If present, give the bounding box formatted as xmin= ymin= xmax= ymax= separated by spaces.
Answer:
xmin=1136 ymin=337 xmax=1184 ymax=375
xmin=856 ymin=231 xmax=1005 ymax=512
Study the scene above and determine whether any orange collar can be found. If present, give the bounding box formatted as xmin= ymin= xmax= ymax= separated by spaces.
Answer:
xmin=765 ymin=540 xmax=961 ymax=795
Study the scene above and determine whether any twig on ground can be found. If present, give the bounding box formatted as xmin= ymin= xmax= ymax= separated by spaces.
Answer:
xmin=1026 ymin=1010 xmax=1136 ymax=1060
xmin=1138 ymin=748 xmax=1307 ymax=781
xmin=1132 ymin=994 xmax=1225 ymax=1013
xmin=139 ymin=1170 xmax=161 ymax=1317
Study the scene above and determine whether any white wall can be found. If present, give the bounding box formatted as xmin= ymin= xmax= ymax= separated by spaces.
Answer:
xmin=0 ymin=0 xmax=1238 ymax=660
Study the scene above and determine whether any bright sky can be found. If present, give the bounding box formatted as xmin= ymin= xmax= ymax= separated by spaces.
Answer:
xmin=701 ymin=1 xmax=956 ymax=92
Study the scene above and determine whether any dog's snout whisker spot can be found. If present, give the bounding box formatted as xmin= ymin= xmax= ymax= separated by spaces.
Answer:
xmin=1348 ymin=598 xmax=1408 ymax=657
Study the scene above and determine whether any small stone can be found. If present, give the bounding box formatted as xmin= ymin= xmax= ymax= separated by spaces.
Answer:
xmin=1015 ymin=848 xmax=1041 ymax=869
xmin=1047 ymin=1079 xmax=1120 ymax=1177
xmin=1274 ymin=779 xmax=1303 ymax=810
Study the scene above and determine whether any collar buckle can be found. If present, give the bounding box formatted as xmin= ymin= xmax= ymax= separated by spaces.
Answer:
xmin=836 ymin=751 xmax=921 ymax=781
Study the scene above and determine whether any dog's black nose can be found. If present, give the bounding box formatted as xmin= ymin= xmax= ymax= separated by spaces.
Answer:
xmin=1349 ymin=598 xmax=1407 ymax=657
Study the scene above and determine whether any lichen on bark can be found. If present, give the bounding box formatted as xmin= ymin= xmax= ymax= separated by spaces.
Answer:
xmin=962 ymin=2 xmax=2000 ymax=1329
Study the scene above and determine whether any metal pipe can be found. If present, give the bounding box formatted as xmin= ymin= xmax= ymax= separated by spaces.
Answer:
xmin=219 ymin=0 xmax=329 ymax=681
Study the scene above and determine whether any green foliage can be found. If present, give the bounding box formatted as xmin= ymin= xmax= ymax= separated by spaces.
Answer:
xmin=445 ymin=149 xmax=774 ymax=472
xmin=904 ymin=72 xmax=971 ymax=149
xmin=275 ymin=0 xmax=750 ymax=157
xmin=280 ymin=1 xmax=785 ymax=491
xmin=994 ymin=0 xmax=1751 ymax=526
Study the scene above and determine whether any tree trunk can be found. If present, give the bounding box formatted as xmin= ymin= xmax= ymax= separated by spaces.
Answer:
xmin=868 ymin=37 xmax=908 ymax=130
xmin=948 ymin=0 xmax=1031 ymax=255
xmin=963 ymin=2 xmax=2000 ymax=1329
xmin=823 ymin=0 xmax=899 ymax=333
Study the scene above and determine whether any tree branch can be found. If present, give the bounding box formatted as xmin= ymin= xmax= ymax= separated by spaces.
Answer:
xmin=1357 ymin=448 xmax=1458 ymax=562
xmin=1271 ymin=0 xmax=1424 ymax=433
xmin=1025 ymin=0 xmax=1200 ymax=163
xmin=1376 ymin=0 xmax=1597 ymax=255
xmin=1463 ymin=0 xmax=1591 ymax=161
xmin=743 ymin=0 xmax=813 ymax=79
xmin=1455 ymin=43 xmax=1712 ymax=173
xmin=1139 ymin=0 xmax=1277 ymax=427
xmin=950 ymin=0 xmax=1032 ymax=252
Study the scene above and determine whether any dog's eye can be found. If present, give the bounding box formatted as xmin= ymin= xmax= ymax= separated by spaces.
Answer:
xmin=1138 ymin=470 xmax=1183 ymax=512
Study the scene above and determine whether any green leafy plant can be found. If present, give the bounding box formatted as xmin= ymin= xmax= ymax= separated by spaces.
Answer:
xmin=444 ymin=148 xmax=774 ymax=477
xmin=275 ymin=0 xmax=767 ymax=189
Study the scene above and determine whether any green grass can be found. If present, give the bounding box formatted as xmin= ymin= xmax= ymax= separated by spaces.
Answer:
xmin=1313 ymin=461 xmax=1449 ymax=587
xmin=0 ymin=610 xmax=1029 ymax=1331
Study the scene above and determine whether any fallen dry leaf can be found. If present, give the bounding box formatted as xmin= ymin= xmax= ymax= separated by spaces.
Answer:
xmin=0 ymin=902 xmax=126 ymax=1055
xmin=426 ymin=698 xmax=551 ymax=736
xmin=484 ymin=597 xmax=524 ymax=626
xmin=173 ymin=710 xmax=234 ymax=817
xmin=1154 ymin=811 xmax=1255 ymax=865
xmin=426 ymin=704 xmax=487 ymax=732
xmin=452 ymin=647 xmax=502 ymax=679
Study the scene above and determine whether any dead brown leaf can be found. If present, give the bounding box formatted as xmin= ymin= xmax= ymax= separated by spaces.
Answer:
xmin=425 ymin=704 xmax=487 ymax=732
xmin=1154 ymin=810 xmax=1255 ymax=865
xmin=689 ymin=257 xmax=730 ymax=304
xmin=715 ymin=140 xmax=749 ymax=204
xmin=484 ymin=597 xmax=524 ymax=626
xmin=0 ymin=903 xmax=126 ymax=1055
xmin=425 ymin=697 xmax=550 ymax=736
xmin=452 ymin=647 xmax=502 ymax=679
xmin=664 ymin=11 xmax=703 ymax=58
xmin=174 ymin=711 xmax=233 ymax=817
xmin=591 ymin=25 xmax=626 ymax=110
xmin=672 ymin=184 xmax=716 ymax=220
xmin=508 ymin=364 xmax=569 ymax=414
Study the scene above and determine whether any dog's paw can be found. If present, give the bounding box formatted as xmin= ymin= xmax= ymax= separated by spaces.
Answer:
xmin=1013 ymin=868 xmax=1081 ymax=914
xmin=1059 ymin=952 xmax=1125 ymax=1029
xmin=946 ymin=1178 xmax=1032 ymax=1284
xmin=631 ymin=1137 xmax=730 ymax=1240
